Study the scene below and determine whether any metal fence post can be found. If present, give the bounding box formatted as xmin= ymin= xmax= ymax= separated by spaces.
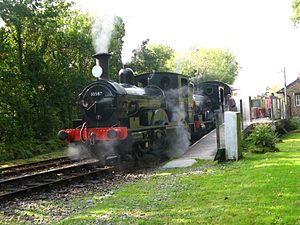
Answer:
xmin=216 ymin=113 xmax=220 ymax=150
xmin=271 ymin=98 xmax=274 ymax=123
xmin=239 ymin=99 xmax=243 ymax=130
xmin=249 ymin=96 xmax=252 ymax=123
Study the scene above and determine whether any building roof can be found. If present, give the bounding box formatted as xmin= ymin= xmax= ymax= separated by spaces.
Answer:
xmin=277 ymin=78 xmax=300 ymax=94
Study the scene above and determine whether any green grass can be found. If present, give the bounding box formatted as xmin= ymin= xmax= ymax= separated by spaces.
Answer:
xmin=1 ymin=132 xmax=299 ymax=224
xmin=58 ymin=132 xmax=300 ymax=225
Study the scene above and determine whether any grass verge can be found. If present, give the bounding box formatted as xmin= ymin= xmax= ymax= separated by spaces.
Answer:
xmin=58 ymin=132 xmax=300 ymax=225
xmin=1 ymin=132 xmax=299 ymax=224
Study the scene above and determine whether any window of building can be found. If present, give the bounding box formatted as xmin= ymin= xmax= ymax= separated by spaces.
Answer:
xmin=295 ymin=93 xmax=300 ymax=106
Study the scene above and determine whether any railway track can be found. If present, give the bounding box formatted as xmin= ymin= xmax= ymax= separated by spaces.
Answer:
xmin=0 ymin=158 xmax=112 ymax=202
xmin=0 ymin=157 xmax=76 ymax=180
xmin=0 ymin=142 xmax=193 ymax=202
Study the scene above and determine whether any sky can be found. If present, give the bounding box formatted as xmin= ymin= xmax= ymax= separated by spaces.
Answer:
xmin=4 ymin=0 xmax=300 ymax=96
xmin=77 ymin=0 xmax=300 ymax=96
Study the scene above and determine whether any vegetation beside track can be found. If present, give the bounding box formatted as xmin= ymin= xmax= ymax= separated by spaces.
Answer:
xmin=0 ymin=144 xmax=65 ymax=168
xmin=1 ymin=131 xmax=299 ymax=224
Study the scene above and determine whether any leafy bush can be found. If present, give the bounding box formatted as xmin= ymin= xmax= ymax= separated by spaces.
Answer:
xmin=0 ymin=139 xmax=66 ymax=162
xmin=286 ymin=118 xmax=299 ymax=131
xmin=246 ymin=124 xmax=279 ymax=153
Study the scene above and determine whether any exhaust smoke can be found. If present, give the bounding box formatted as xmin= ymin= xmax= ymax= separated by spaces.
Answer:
xmin=66 ymin=140 xmax=118 ymax=165
xmin=91 ymin=13 xmax=116 ymax=54
xmin=164 ymin=88 xmax=191 ymax=158
xmin=66 ymin=144 xmax=92 ymax=160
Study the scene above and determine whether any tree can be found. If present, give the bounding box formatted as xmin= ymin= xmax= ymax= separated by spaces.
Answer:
xmin=176 ymin=48 xmax=239 ymax=84
xmin=0 ymin=0 xmax=127 ymax=141
xmin=0 ymin=0 xmax=127 ymax=159
xmin=128 ymin=39 xmax=175 ymax=74
xmin=108 ymin=16 xmax=125 ymax=81
xmin=0 ymin=0 xmax=95 ymax=142
xmin=292 ymin=0 xmax=300 ymax=25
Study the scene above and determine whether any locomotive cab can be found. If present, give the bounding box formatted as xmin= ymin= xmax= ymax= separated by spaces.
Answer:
xmin=135 ymin=72 xmax=194 ymax=125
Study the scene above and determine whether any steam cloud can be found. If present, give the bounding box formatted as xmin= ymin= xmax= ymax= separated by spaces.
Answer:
xmin=166 ymin=124 xmax=190 ymax=158
xmin=66 ymin=141 xmax=118 ymax=165
xmin=164 ymin=88 xmax=191 ymax=158
xmin=67 ymin=144 xmax=92 ymax=160
xmin=91 ymin=13 xmax=116 ymax=53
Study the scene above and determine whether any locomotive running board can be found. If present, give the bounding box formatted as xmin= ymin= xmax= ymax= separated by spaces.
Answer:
xmin=128 ymin=124 xmax=188 ymax=132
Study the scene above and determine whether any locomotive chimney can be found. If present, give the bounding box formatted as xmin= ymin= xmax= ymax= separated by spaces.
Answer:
xmin=93 ymin=53 xmax=111 ymax=80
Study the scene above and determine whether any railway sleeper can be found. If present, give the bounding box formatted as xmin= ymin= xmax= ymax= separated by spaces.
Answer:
xmin=3 ymin=187 xmax=19 ymax=192
xmin=25 ymin=182 xmax=46 ymax=187
xmin=42 ymin=178 xmax=59 ymax=182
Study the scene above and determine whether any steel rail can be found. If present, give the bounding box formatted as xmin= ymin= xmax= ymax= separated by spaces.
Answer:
xmin=0 ymin=160 xmax=112 ymax=202
xmin=0 ymin=158 xmax=80 ymax=180
xmin=0 ymin=157 xmax=70 ymax=173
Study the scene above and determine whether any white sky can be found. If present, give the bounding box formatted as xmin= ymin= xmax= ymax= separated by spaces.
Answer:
xmin=11 ymin=0 xmax=300 ymax=95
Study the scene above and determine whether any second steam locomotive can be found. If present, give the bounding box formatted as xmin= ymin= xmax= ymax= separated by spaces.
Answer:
xmin=58 ymin=53 xmax=231 ymax=165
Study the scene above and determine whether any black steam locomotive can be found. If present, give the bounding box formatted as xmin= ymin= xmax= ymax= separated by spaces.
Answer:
xmin=58 ymin=53 xmax=231 ymax=165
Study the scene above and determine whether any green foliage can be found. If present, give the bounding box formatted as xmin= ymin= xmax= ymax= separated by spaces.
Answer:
xmin=175 ymin=47 xmax=239 ymax=84
xmin=286 ymin=118 xmax=299 ymax=130
xmin=128 ymin=39 xmax=175 ymax=74
xmin=0 ymin=0 xmax=90 ymax=143
xmin=0 ymin=0 xmax=126 ymax=160
xmin=0 ymin=138 xmax=66 ymax=162
xmin=292 ymin=0 xmax=300 ymax=26
xmin=108 ymin=16 xmax=125 ymax=81
xmin=246 ymin=124 xmax=280 ymax=153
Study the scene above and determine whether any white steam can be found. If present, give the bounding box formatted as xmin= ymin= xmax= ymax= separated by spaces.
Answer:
xmin=164 ymin=88 xmax=191 ymax=158
xmin=67 ymin=144 xmax=92 ymax=160
xmin=166 ymin=125 xmax=190 ymax=158
xmin=91 ymin=13 xmax=116 ymax=53
xmin=93 ymin=141 xmax=118 ymax=165
xmin=66 ymin=141 xmax=117 ymax=165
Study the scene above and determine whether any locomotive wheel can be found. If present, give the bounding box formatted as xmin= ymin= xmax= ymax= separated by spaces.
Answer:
xmin=133 ymin=150 xmax=160 ymax=167
xmin=152 ymin=129 xmax=167 ymax=151
xmin=141 ymin=152 xmax=161 ymax=167
xmin=133 ymin=141 xmax=151 ymax=160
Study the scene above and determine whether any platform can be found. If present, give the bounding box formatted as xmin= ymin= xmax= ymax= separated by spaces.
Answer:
xmin=162 ymin=117 xmax=284 ymax=169
xmin=162 ymin=126 xmax=225 ymax=169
